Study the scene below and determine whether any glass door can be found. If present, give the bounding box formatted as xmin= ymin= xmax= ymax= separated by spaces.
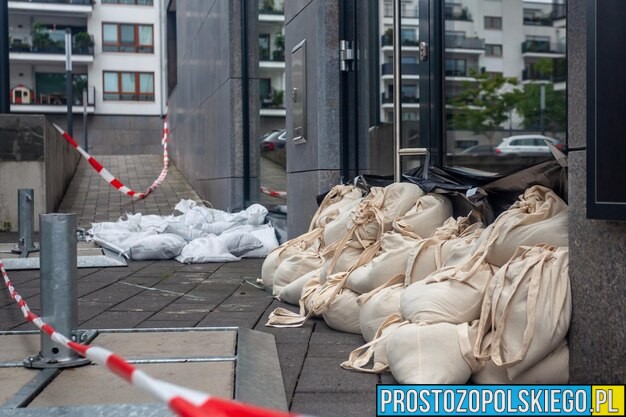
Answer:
xmin=350 ymin=0 xmax=431 ymax=179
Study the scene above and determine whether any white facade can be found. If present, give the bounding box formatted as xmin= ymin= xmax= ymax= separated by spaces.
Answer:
xmin=8 ymin=0 xmax=166 ymax=116
xmin=258 ymin=0 xmax=286 ymax=124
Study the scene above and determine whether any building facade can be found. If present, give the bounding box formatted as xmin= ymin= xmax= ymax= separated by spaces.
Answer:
xmin=7 ymin=0 xmax=166 ymax=154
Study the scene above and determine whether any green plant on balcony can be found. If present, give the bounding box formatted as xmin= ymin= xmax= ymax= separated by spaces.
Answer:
xmin=260 ymin=0 xmax=274 ymax=13
xmin=272 ymin=89 xmax=284 ymax=107
xmin=382 ymin=28 xmax=393 ymax=46
xmin=272 ymin=32 xmax=285 ymax=61
xmin=31 ymin=23 xmax=54 ymax=52
xmin=74 ymin=32 xmax=94 ymax=54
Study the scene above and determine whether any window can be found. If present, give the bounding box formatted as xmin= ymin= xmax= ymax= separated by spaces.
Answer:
xmin=102 ymin=0 xmax=153 ymax=5
xmin=259 ymin=34 xmax=270 ymax=60
xmin=445 ymin=59 xmax=466 ymax=77
xmin=103 ymin=71 xmax=154 ymax=101
xmin=102 ymin=23 xmax=154 ymax=53
xmin=485 ymin=44 xmax=503 ymax=57
xmin=484 ymin=16 xmax=502 ymax=30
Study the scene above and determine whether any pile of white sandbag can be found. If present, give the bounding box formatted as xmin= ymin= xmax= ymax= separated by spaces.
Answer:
xmin=263 ymin=183 xmax=571 ymax=385
xmin=89 ymin=199 xmax=279 ymax=263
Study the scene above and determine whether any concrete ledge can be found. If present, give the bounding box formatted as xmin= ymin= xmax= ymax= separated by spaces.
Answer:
xmin=0 ymin=115 xmax=80 ymax=231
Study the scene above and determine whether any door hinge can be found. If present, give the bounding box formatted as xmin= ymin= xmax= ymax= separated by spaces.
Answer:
xmin=340 ymin=40 xmax=355 ymax=72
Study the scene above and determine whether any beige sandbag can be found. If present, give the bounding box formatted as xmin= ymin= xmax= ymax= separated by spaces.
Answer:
xmin=473 ymin=185 xmax=568 ymax=267
xmin=318 ymin=241 xmax=365 ymax=284
xmin=278 ymin=267 xmax=321 ymax=306
xmin=474 ymin=245 xmax=571 ymax=380
xmin=400 ymin=256 xmax=498 ymax=324
xmin=309 ymin=185 xmax=363 ymax=231
xmin=357 ymin=274 xmax=405 ymax=342
xmin=392 ymin=193 xmax=453 ymax=239
xmin=346 ymin=232 xmax=418 ymax=294
xmin=322 ymin=287 xmax=362 ymax=334
xmin=386 ymin=322 xmax=475 ymax=384
xmin=324 ymin=183 xmax=424 ymax=248
xmin=341 ymin=314 xmax=408 ymax=374
xmin=266 ymin=243 xmax=380 ymax=328
xmin=261 ymin=228 xmax=323 ymax=290
xmin=272 ymin=243 xmax=325 ymax=297
xmin=404 ymin=217 xmax=484 ymax=286
xmin=473 ymin=338 xmax=569 ymax=384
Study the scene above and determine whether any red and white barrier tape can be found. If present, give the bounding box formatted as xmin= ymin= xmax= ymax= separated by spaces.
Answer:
xmin=260 ymin=186 xmax=287 ymax=198
xmin=53 ymin=118 xmax=169 ymax=199
xmin=0 ymin=259 xmax=309 ymax=417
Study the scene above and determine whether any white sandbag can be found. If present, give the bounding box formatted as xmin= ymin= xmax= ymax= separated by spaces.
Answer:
xmin=474 ymin=245 xmax=571 ymax=380
xmin=217 ymin=231 xmax=263 ymax=257
xmin=241 ymin=224 xmax=280 ymax=258
xmin=272 ymin=245 xmax=324 ymax=296
xmin=92 ymin=230 xmax=157 ymax=258
xmin=473 ymin=338 xmax=569 ymax=384
xmin=278 ymin=268 xmax=321 ymax=305
xmin=195 ymin=221 xmax=238 ymax=235
xmin=346 ymin=232 xmax=417 ymax=294
xmin=129 ymin=233 xmax=187 ymax=260
xmin=164 ymin=222 xmax=209 ymax=242
xmin=322 ymin=287 xmax=362 ymax=334
xmin=230 ymin=203 xmax=268 ymax=226
xmin=175 ymin=235 xmax=239 ymax=263
xmin=309 ymin=185 xmax=363 ymax=230
xmin=341 ymin=314 xmax=408 ymax=374
xmin=401 ymin=257 xmax=497 ymax=325
xmin=261 ymin=228 xmax=324 ymax=289
xmin=473 ymin=185 xmax=568 ymax=267
xmin=357 ymin=274 xmax=405 ymax=342
xmin=387 ymin=322 xmax=473 ymax=384
xmin=392 ymin=193 xmax=453 ymax=239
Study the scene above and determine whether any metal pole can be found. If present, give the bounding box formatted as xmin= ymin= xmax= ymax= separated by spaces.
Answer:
xmin=65 ymin=28 xmax=73 ymax=137
xmin=393 ymin=0 xmax=402 ymax=182
xmin=11 ymin=189 xmax=39 ymax=257
xmin=0 ymin=0 xmax=10 ymax=113
xmin=25 ymin=213 xmax=89 ymax=369
xmin=539 ymin=84 xmax=546 ymax=135
xmin=82 ymin=89 xmax=88 ymax=152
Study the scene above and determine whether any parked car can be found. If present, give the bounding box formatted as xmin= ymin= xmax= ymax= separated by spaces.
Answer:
xmin=495 ymin=135 xmax=564 ymax=155
xmin=459 ymin=144 xmax=496 ymax=156
xmin=259 ymin=129 xmax=286 ymax=151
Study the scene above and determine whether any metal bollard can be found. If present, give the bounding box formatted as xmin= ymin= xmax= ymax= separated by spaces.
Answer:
xmin=24 ymin=213 xmax=90 ymax=369
xmin=11 ymin=189 xmax=39 ymax=258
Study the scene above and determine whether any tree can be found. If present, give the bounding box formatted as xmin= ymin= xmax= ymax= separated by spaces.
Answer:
xmin=451 ymin=70 xmax=519 ymax=145
xmin=512 ymin=83 xmax=566 ymax=136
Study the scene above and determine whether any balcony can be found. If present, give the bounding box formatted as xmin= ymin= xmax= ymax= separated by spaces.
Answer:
xmin=11 ymin=85 xmax=96 ymax=114
xmin=522 ymin=61 xmax=567 ymax=83
xmin=445 ymin=35 xmax=484 ymax=51
xmin=445 ymin=6 xmax=472 ymax=21
xmin=381 ymin=34 xmax=420 ymax=48
xmin=381 ymin=93 xmax=420 ymax=104
xmin=521 ymin=40 xmax=566 ymax=56
xmin=381 ymin=62 xmax=419 ymax=76
xmin=8 ymin=0 xmax=93 ymax=15
xmin=258 ymin=0 xmax=284 ymax=22
xmin=523 ymin=5 xmax=566 ymax=26
xmin=9 ymin=32 xmax=94 ymax=63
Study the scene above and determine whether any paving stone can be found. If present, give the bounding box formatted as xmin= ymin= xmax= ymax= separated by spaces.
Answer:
xmin=290 ymin=392 xmax=377 ymax=417
xmin=295 ymin=357 xmax=378 ymax=394
xmin=275 ymin=343 xmax=310 ymax=404
xmin=79 ymin=310 xmax=154 ymax=329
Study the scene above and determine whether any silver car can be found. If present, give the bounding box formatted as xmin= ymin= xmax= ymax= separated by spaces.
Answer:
xmin=495 ymin=135 xmax=562 ymax=155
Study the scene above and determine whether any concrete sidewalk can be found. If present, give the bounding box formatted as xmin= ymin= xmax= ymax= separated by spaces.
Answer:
xmin=0 ymin=155 xmax=389 ymax=416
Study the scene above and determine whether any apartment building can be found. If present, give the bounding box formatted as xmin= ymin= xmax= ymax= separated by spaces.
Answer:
xmin=257 ymin=0 xmax=285 ymax=134
xmin=378 ymin=0 xmax=566 ymax=151
xmin=7 ymin=0 xmax=166 ymax=153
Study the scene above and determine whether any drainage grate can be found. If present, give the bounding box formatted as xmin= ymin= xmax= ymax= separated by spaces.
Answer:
xmin=0 ymin=243 xmax=126 ymax=270
xmin=0 ymin=327 xmax=287 ymax=416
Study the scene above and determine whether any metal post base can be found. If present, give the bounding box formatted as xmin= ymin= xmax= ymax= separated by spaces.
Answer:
xmin=23 ymin=330 xmax=97 ymax=369
xmin=11 ymin=242 xmax=39 ymax=258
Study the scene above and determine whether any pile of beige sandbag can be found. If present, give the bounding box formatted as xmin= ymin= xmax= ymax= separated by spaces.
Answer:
xmin=262 ymin=182 xmax=571 ymax=385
